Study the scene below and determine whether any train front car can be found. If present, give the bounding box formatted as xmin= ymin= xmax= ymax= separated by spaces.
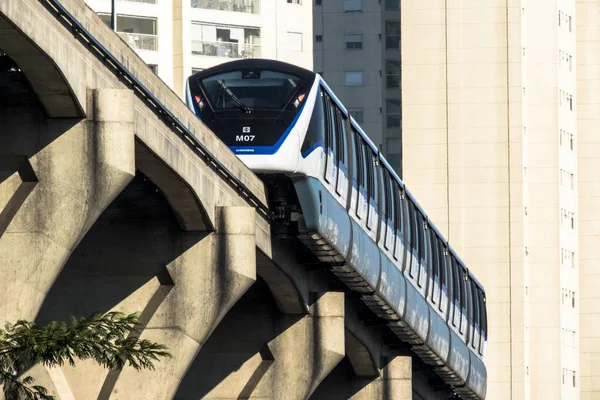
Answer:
xmin=185 ymin=59 xmax=317 ymax=174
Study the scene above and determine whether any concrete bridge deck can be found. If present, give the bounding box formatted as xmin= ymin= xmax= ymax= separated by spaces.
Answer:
xmin=0 ymin=0 xmax=455 ymax=398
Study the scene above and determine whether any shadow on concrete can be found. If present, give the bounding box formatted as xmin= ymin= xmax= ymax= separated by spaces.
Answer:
xmin=36 ymin=171 xmax=203 ymax=324
xmin=173 ymin=278 xmax=303 ymax=400
xmin=309 ymin=357 xmax=377 ymax=400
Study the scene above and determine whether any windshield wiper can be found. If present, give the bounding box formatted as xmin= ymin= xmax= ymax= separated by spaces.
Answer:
xmin=218 ymin=80 xmax=251 ymax=113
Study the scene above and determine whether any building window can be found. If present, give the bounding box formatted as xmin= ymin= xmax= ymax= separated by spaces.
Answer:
xmin=386 ymin=98 xmax=401 ymax=128
xmin=315 ymin=35 xmax=323 ymax=42
xmin=385 ymin=21 xmax=400 ymax=50
xmin=99 ymin=14 xmax=159 ymax=51
xmin=287 ymin=32 xmax=303 ymax=52
xmin=345 ymin=34 xmax=363 ymax=49
xmin=385 ymin=0 xmax=399 ymax=11
xmin=386 ymin=137 xmax=401 ymax=172
xmin=287 ymin=0 xmax=301 ymax=4
xmin=348 ymin=109 xmax=364 ymax=123
xmin=386 ymin=59 xmax=401 ymax=88
xmin=345 ymin=71 xmax=363 ymax=86
xmin=343 ymin=0 xmax=362 ymax=12
xmin=148 ymin=64 xmax=158 ymax=74
xmin=191 ymin=22 xmax=261 ymax=59
xmin=315 ymin=0 xmax=322 ymax=4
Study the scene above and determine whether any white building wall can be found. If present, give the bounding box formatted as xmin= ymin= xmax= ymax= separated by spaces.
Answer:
xmin=85 ymin=0 xmax=313 ymax=97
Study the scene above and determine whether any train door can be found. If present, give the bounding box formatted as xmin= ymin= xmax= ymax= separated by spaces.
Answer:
xmin=408 ymin=202 xmax=419 ymax=280
xmin=450 ymin=257 xmax=461 ymax=330
xmin=459 ymin=265 xmax=469 ymax=338
xmin=381 ymin=171 xmax=395 ymax=252
xmin=393 ymin=186 xmax=405 ymax=266
xmin=322 ymin=91 xmax=337 ymax=189
xmin=333 ymin=106 xmax=349 ymax=203
xmin=365 ymin=149 xmax=378 ymax=234
xmin=417 ymin=215 xmax=429 ymax=290
xmin=348 ymin=127 xmax=358 ymax=213
xmin=469 ymin=281 xmax=480 ymax=353
xmin=478 ymin=288 xmax=487 ymax=356
xmin=354 ymin=134 xmax=368 ymax=222
xmin=439 ymin=245 xmax=450 ymax=320
xmin=428 ymin=232 xmax=441 ymax=307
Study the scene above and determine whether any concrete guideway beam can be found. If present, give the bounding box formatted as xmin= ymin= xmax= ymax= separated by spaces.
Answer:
xmin=0 ymin=88 xmax=135 ymax=324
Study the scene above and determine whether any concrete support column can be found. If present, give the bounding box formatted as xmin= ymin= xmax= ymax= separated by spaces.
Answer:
xmin=252 ymin=291 xmax=345 ymax=399
xmin=311 ymin=356 xmax=412 ymax=400
xmin=0 ymin=88 xmax=135 ymax=324
xmin=109 ymin=206 xmax=257 ymax=399
xmin=175 ymin=289 xmax=345 ymax=399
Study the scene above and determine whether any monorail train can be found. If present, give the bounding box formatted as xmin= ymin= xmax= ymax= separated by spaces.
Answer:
xmin=186 ymin=59 xmax=488 ymax=399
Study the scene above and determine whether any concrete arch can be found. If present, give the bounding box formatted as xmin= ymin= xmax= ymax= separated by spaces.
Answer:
xmin=0 ymin=14 xmax=83 ymax=117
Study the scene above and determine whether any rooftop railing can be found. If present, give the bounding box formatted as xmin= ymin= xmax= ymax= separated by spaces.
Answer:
xmin=118 ymin=32 xmax=158 ymax=51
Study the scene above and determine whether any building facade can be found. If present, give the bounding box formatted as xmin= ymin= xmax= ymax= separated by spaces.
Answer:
xmin=312 ymin=0 xmax=402 ymax=174
xmin=85 ymin=0 xmax=313 ymax=97
xmin=402 ymin=0 xmax=586 ymax=399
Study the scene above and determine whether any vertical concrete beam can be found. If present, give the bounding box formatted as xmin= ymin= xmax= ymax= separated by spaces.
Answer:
xmin=94 ymin=206 xmax=257 ymax=400
xmin=312 ymin=355 xmax=412 ymax=400
xmin=0 ymin=88 xmax=134 ymax=324
xmin=252 ymin=291 xmax=345 ymax=399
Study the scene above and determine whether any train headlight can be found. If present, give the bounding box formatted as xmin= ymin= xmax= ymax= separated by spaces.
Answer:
xmin=194 ymin=95 xmax=205 ymax=111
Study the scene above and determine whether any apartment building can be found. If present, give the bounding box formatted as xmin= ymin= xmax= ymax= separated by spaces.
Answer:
xmin=401 ymin=0 xmax=585 ymax=399
xmin=85 ymin=0 xmax=313 ymax=97
xmin=313 ymin=0 xmax=402 ymax=174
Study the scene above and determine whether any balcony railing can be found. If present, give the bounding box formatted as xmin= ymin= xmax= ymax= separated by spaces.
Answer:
xmin=118 ymin=32 xmax=158 ymax=51
xmin=191 ymin=0 xmax=259 ymax=14
xmin=191 ymin=40 xmax=260 ymax=59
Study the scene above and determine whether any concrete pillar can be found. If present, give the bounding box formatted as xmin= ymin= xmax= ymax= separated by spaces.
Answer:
xmin=107 ymin=206 xmax=257 ymax=399
xmin=0 ymin=88 xmax=135 ymax=324
xmin=31 ymin=201 xmax=256 ymax=400
xmin=311 ymin=356 xmax=412 ymax=400
xmin=175 ymin=287 xmax=345 ymax=399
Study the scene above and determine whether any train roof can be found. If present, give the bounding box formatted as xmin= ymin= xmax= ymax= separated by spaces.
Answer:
xmin=189 ymin=58 xmax=316 ymax=82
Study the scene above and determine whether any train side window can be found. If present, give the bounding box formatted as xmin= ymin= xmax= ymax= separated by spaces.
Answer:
xmin=322 ymin=92 xmax=336 ymax=184
xmin=451 ymin=257 xmax=460 ymax=327
xmin=408 ymin=203 xmax=418 ymax=278
xmin=416 ymin=213 xmax=425 ymax=286
xmin=350 ymin=129 xmax=358 ymax=197
xmin=430 ymin=233 xmax=440 ymax=304
xmin=459 ymin=267 xmax=467 ymax=334
xmin=479 ymin=289 xmax=487 ymax=346
xmin=471 ymin=281 xmax=480 ymax=341
xmin=386 ymin=173 xmax=395 ymax=250
xmin=335 ymin=107 xmax=347 ymax=165
xmin=439 ymin=243 xmax=448 ymax=313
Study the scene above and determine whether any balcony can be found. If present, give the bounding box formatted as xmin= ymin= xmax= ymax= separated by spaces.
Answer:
xmin=191 ymin=40 xmax=260 ymax=59
xmin=118 ymin=32 xmax=158 ymax=51
xmin=191 ymin=0 xmax=260 ymax=14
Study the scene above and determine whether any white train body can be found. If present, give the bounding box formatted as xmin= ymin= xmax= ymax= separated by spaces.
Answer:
xmin=186 ymin=59 xmax=488 ymax=399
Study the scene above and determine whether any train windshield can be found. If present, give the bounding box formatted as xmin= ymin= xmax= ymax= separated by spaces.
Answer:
xmin=200 ymin=69 xmax=303 ymax=112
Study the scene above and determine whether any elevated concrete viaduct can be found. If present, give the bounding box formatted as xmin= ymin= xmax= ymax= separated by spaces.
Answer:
xmin=0 ymin=0 xmax=455 ymax=398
